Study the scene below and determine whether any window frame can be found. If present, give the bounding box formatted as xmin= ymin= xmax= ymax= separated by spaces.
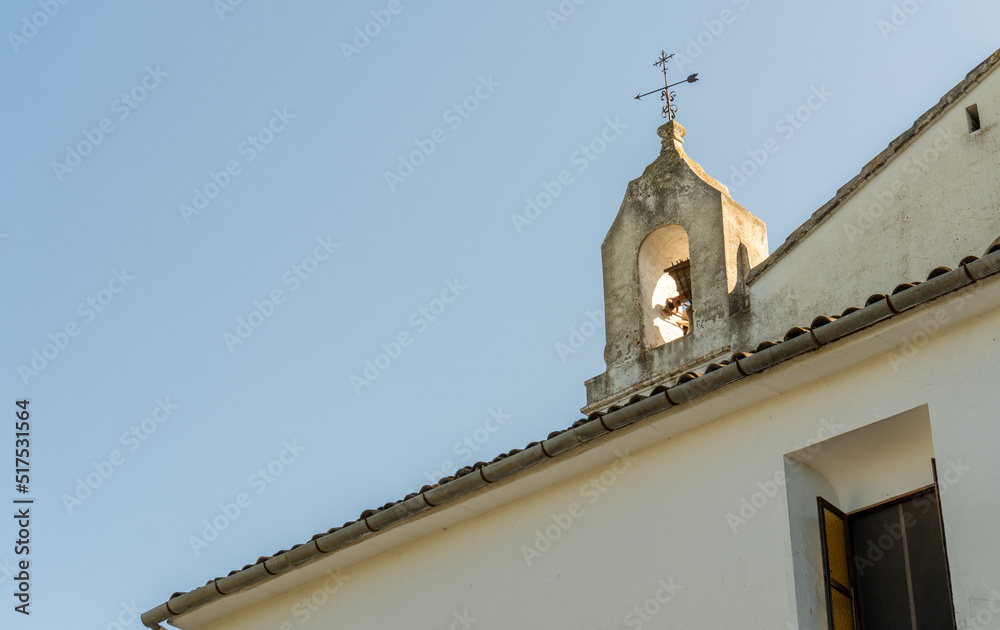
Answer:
xmin=818 ymin=463 xmax=957 ymax=630
xmin=818 ymin=497 xmax=858 ymax=630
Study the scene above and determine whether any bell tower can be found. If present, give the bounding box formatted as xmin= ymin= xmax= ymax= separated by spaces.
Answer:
xmin=584 ymin=120 xmax=768 ymax=413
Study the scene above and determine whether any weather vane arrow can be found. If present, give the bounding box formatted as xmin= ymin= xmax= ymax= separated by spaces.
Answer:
xmin=635 ymin=51 xmax=699 ymax=120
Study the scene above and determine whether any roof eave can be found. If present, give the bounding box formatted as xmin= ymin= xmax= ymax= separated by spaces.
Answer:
xmin=144 ymin=245 xmax=1000 ymax=630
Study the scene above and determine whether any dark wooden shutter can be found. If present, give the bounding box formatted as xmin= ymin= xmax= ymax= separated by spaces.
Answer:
xmin=819 ymin=497 xmax=857 ymax=630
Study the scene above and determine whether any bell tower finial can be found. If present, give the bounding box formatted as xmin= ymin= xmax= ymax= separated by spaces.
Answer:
xmin=634 ymin=50 xmax=700 ymax=120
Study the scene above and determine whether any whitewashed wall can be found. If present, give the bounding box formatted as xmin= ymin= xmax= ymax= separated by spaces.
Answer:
xmin=747 ymin=63 xmax=1000 ymax=347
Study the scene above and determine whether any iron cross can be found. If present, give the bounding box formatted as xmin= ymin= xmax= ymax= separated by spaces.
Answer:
xmin=635 ymin=51 xmax=699 ymax=120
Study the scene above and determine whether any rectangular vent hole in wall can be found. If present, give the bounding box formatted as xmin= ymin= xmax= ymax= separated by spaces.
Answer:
xmin=967 ymin=103 xmax=981 ymax=133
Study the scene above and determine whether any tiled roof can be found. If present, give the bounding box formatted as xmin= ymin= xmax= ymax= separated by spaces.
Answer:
xmin=143 ymin=238 xmax=1000 ymax=628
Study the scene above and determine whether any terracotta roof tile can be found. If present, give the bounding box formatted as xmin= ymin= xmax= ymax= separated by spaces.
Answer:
xmin=783 ymin=327 xmax=810 ymax=341
xmin=927 ymin=266 xmax=952 ymax=280
xmin=676 ymin=371 xmax=701 ymax=384
xmin=810 ymin=315 xmax=838 ymax=329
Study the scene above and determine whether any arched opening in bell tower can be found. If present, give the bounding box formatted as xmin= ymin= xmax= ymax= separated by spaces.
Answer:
xmin=639 ymin=225 xmax=692 ymax=349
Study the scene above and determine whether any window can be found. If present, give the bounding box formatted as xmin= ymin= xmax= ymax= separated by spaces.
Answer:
xmin=818 ymin=478 xmax=956 ymax=629
xmin=967 ymin=104 xmax=981 ymax=133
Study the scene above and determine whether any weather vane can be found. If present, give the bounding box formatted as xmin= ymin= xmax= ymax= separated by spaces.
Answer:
xmin=634 ymin=51 xmax=699 ymax=120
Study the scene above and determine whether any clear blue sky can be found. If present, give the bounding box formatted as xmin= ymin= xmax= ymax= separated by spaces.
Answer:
xmin=1 ymin=0 xmax=997 ymax=626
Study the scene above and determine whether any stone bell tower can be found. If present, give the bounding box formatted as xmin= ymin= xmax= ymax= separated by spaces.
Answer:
xmin=584 ymin=120 xmax=768 ymax=413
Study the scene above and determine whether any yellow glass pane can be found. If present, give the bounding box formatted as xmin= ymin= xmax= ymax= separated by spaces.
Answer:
xmin=824 ymin=507 xmax=850 ymax=587
xmin=830 ymin=587 xmax=856 ymax=630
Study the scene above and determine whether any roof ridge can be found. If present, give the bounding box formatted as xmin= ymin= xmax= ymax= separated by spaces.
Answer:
xmin=746 ymin=46 xmax=1000 ymax=285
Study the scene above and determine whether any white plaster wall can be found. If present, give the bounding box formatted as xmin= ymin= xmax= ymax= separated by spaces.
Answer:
xmin=920 ymin=312 xmax=1000 ymax=626
xmin=748 ymin=65 xmax=1000 ymax=345
xmin=191 ymin=283 xmax=1000 ymax=630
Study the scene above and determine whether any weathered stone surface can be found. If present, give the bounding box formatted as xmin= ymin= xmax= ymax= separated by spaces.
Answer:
xmin=586 ymin=120 xmax=767 ymax=409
